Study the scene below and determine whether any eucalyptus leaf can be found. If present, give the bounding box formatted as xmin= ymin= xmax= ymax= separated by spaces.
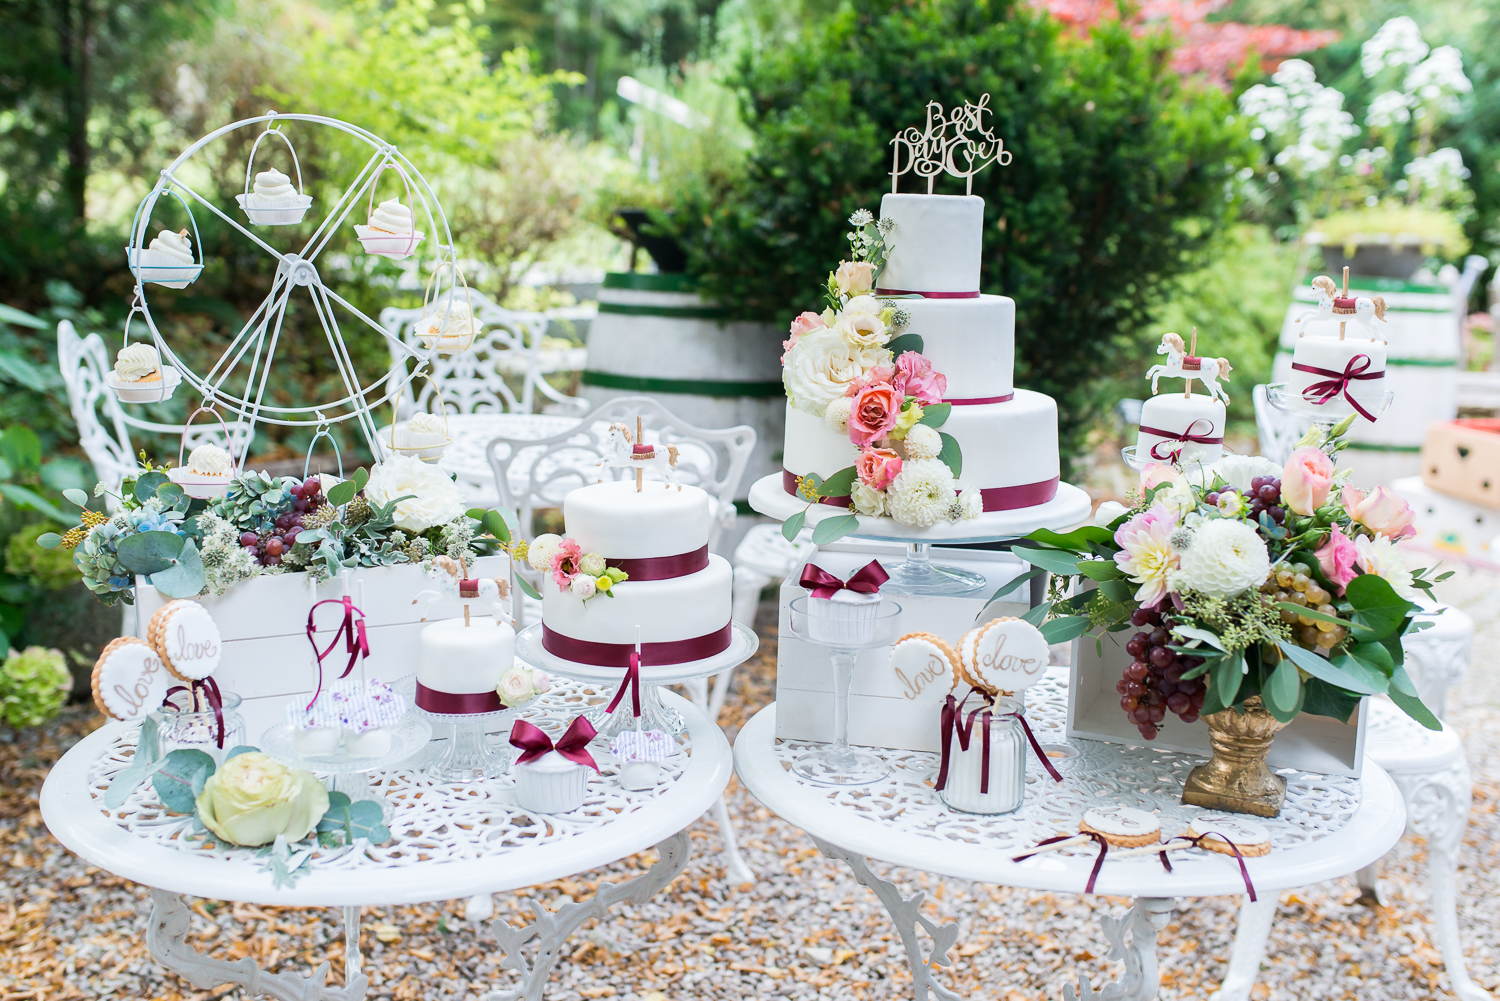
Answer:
xmin=1097 ymin=578 xmax=1133 ymax=603
xmin=104 ymin=717 xmax=162 ymax=809
xmin=515 ymin=575 xmax=543 ymax=600
xmin=819 ymin=466 xmax=858 ymax=499
xmin=1019 ymin=600 xmax=1052 ymax=626
xmin=916 ymin=402 xmax=951 ymax=429
xmin=353 ymin=466 xmax=370 ymax=490
xmin=1211 ymin=653 xmax=1243 ymax=707
xmin=1171 ymin=625 xmax=1227 ymax=651
xmin=1011 ymin=546 xmax=1083 ymax=576
xmin=483 ymin=510 xmax=511 ymax=543
xmin=1075 ymin=559 xmax=1124 ymax=582
xmin=133 ymin=470 xmax=169 ymax=503
xmin=1039 ymin=615 xmax=1089 ymax=644
xmin=148 ymin=539 xmax=205 ymax=599
xmin=1275 ymin=602 xmax=1348 ymax=629
xmin=224 ymin=745 xmax=257 ymax=761
xmin=1389 ymin=666 xmax=1440 ymax=730
xmin=326 ymin=480 xmax=358 ymax=508
xmin=1265 ymin=658 xmax=1301 ymax=714
xmin=811 ymin=513 xmax=860 ymax=545
xmin=151 ymin=748 xmax=216 ymax=814
xmin=781 ymin=508 xmax=807 ymax=542
xmin=62 ymin=488 xmax=90 ymax=507
xmin=988 ymin=566 xmax=1045 ymax=608
xmin=155 ymin=483 xmax=185 ymax=506
xmin=937 ymin=433 xmax=962 ymax=478
xmin=1027 ymin=525 xmax=1116 ymax=552
xmin=36 ymin=532 xmax=62 ymax=549
xmin=116 ymin=531 xmax=185 ymax=575
xmin=1276 ymin=640 xmax=1384 ymax=695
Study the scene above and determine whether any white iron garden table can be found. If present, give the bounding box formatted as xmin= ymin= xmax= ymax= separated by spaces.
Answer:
xmin=734 ymin=668 xmax=1406 ymax=1001
xmin=40 ymin=682 xmax=731 ymax=1001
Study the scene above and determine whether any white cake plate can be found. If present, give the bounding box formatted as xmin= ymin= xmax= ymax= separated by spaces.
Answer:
xmin=515 ymin=621 xmax=759 ymax=738
xmin=747 ymin=472 xmax=1093 ymax=595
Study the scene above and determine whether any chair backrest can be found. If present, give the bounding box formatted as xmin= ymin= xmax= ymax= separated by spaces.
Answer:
xmin=485 ymin=395 xmax=756 ymax=624
xmin=379 ymin=289 xmax=586 ymax=419
xmin=1252 ymin=383 xmax=1310 ymax=465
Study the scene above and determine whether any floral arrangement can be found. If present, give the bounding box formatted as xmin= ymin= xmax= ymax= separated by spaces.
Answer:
xmin=41 ymin=453 xmax=516 ymax=605
xmin=1017 ymin=419 xmax=1445 ymax=737
xmin=523 ymin=533 xmax=628 ymax=602
xmin=780 ymin=209 xmax=974 ymax=540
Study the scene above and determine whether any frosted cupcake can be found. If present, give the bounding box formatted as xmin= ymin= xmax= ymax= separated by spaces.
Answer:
xmin=127 ymin=228 xmax=200 ymax=288
xmin=416 ymin=299 xmax=479 ymax=352
xmin=169 ymin=442 xmax=235 ymax=499
xmin=391 ymin=411 xmax=450 ymax=462
xmin=107 ymin=343 xmax=179 ymax=402
xmin=150 ymin=229 xmax=194 ymax=265
xmin=355 ymin=198 xmax=425 ymax=259
xmin=236 ymin=168 xmax=313 ymax=225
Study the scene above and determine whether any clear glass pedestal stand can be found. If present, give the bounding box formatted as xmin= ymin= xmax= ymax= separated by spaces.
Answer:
xmin=259 ymin=715 xmax=433 ymax=822
xmin=787 ymin=596 xmax=902 ymax=785
xmin=587 ymin=683 xmax=686 ymax=741
xmin=415 ymin=707 xmax=519 ymax=783
xmin=1264 ymin=382 xmax=1394 ymax=428
xmin=877 ymin=542 xmax=986 ymax=596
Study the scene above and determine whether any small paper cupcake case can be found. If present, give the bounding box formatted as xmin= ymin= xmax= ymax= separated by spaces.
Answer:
xmin=514 ymin=751 xmax=588 ymax=814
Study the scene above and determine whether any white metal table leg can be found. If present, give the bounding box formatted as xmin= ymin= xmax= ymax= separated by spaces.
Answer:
xmin=342 ymin=905 xmax=361 ymax=982
xmin=1066 ymin=897 xmax=1175 ymax=1001
xmin=1209 ymin=895 xmax=1276 ymax=1001
xmin=711 ymin=793 xmax=755 ymax=886
xmin=1355 ymin=859 xmax=1384 ymax=905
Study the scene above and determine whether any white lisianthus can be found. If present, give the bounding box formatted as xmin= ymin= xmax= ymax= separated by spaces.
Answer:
xmin=884 ymin=458 xmax=956 ymax=528
xmin=570 ymin=573 xmax=597 ymax=598
xmin=850 ymin=482 xmax=886 ymax=517
xmin=824 ymin=396 xmax=854 ymax=434
xmin=362 ymin=455 xmax=466 ymax=533
xmin=1353 ymin=534 xmax=1420 ymax=600
xmin=782 ymin=327 xmax=891 ymax=416
xmin=1171 ymin=518 xmax=1271 ymax=598
xmin=1208 ymin=454 xmax=1282 ymax=494
xmin=838 ymin=311 xmax=890 ymax=349
xmin=901 ymin=423 xmax=942 ymax=461
xmin=841 ymin=294 xmax=882 ymax=317
xmin=1093 ymin=500 xmax=1129 ymax=528
xmin=527 ymin=533 xmax=563 ymax=572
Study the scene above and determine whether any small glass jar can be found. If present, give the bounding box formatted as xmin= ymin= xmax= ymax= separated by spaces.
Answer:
xmin=938 ymin=696 xmax=1026 ymax=815
xmin=159 ymin=691 xmax=246 ymax=764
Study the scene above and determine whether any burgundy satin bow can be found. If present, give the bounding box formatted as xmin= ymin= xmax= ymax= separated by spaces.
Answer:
xmin=799 ymin=560 xmax=889 ymax=600
xmin=1291 ymin=354 xmax=1381 ymax=421
xmin=509 ymin=715 xmax=599 ymax=771
xmin=306 ymin=596 xmax=370 ymax=711
xmin=604 ymin=648 xmax=643 ymax=717
xmin=164 ymin=675 xmax=227 ymax=748
xmin=1013 ymin=831 xmax=1111 ymax=893
xmin=935 ymin=687 xmax=1063 ymax=795
xmin=1140 ymin=418 xmax=1223 ymax=463
xmin=1150 ymin=831 xmax=1258 ymax=901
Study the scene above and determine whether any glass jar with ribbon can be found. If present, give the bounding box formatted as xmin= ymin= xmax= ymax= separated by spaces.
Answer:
xmin=935 ymin=687 xmax=1063 ymax=815
xmin=159 ymin=689 xmax=246 ymax=765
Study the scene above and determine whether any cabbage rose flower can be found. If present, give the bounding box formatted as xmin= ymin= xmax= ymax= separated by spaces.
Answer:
xmin=856 ymin=447 xmax=903 ymax=490
xmin=782 ymin=327 xmax=890 ymax=416
xmin=848 ymin=383 xmax=901 ymax=445
xmin=363 ymin=455 xmax=466 ymax=533
xmin=1282 ymin=447 xmax=1334 ymax=516
xmin=1341 ymin=485 xmax=1416 ymax=539
xmin=892 ymin=352 xmax=946 ymax=405
xmin=834 ymin=261 xmax=875 ymax=297
xmin=1113 ymin=505 xmax=1180 ymax=606
xmin=196 ymin=752 xmax=329 ymax=847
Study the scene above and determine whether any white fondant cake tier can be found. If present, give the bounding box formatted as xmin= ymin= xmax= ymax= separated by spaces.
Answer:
xmin=417 ymin=617 xmax=514 ymax=695
xmin=782 ymin=391 xmax=1059 ymax=494
xmin=1289 ymin=336 xmax=1387 ymax=411
xmin=1136 ymin=393 xmax=1227 ymax=465
xmin=541 ymin=555 xmax=734 ymax=649
xmin=894 ymin=294 xmax=1015 ymax=401
xmin=878 ymin=193 xmax=983 ymax=294
xmin=563 ymin=479 xmax=713 ymax=558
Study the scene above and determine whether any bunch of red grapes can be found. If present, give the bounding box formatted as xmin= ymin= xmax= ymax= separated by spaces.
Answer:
xmin=1116 ymin=605 xmax=1207 ymax=739
xmin=239 ymin=477 xmax=326 ymax=567
xmin=1204 ymin=475 xmax=1286 ymax=525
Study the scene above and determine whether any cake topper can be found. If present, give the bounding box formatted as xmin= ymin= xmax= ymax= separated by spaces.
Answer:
xmin=1147 ymin=327 xmax=1232 ymax=405
xmin=599 ymin=416 xmax=682 ymax=491
xmin=889 ymin=94 xmax=1012 ymax=195
xmin=413 ymin=554 xmax=513 ymax=625
xmin=1292 ymin=267 xmax=1388 ymax=342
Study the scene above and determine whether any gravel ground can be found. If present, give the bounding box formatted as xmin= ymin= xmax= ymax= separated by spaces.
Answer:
xmin=4 ymin=569 xmax=1498 ymax=1001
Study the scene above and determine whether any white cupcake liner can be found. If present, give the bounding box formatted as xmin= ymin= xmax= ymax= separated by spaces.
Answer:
xmin=106 ymin=366 xmax=181 ymax=404
xmin=126 ymin=247 xmax=202 ymax=289
xmin=236 ymin=192 xmax=313 ymax=226
xmin=514 ymin=753 xmax=588 ymax=813
xmin=167 ymin=465 xmax=233 ymax=499
xmin=389 ymin=426 xmax=450 ymax=462
xmin=806 ymin=594 xmax=882 ymax=646
xmin=354 ymin=224 xmax=425 ymax=260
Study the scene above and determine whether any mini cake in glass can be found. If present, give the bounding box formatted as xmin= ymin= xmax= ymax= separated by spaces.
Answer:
xmin=288 ymin=678 xmax=406 ymax=759
xmin=609 ymin=728 xmax=674 ymax=791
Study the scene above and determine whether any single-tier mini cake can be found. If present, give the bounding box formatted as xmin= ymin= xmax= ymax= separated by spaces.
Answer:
xmin=1136 ymin=393 xmax=1226 ymax=466
xmin=1289 ymin=335 xmax=1387 ymax=418
xmin=415 ymin=615 xmax=514 ymax=714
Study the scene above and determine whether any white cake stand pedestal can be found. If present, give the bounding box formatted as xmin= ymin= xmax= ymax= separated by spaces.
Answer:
xmin=747 ymin=473 xmax=1094 ymax=596
xmin=1264 ymin=381 xmax=1394 ymax=427
xmin=515 ymin=621 xmax=760 ymax=739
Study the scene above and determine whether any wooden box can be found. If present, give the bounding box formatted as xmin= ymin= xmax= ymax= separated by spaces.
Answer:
xmin=1421 ymin=419 xmax=1500 ymax=509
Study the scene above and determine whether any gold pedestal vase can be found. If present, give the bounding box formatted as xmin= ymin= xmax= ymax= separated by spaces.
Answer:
xmin=1181 ymin=696 xmax=1289 ymax=817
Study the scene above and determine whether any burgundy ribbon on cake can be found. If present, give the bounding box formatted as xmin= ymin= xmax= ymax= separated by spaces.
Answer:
xmin=305 ymin=596 xmax=369 ymax=711
xmin=1148 ymin=832 xmax=1257 ymax=900
xmin=944 ymin=393 xmax=1014 ymax=405
xmin=1291 ymin=355 xmax=1381 ymax=421
xmin=798 ymin=560 xmax=889 ymax=600
xmin=782 ymin=469 xmax=851 ymax=507
xmin=542 ymin=623 xmax=733 ymax=667
xmin=604 ymin=649 xmax=643 ymax=717
xmin=164 ymin=675 xmax=227 ymax=748
xmin=979 ymin=477 xmax=1059 ymax=511
xmin=1140 ymin=418 xmax=1223 ymax=463
xmin=875 ymin=287 xmax=981 ymax=299
xmin=509 ymin=715 xmax=599 ymax=771
xmin=415 ymin=683 xmax=501 ymax=714
xmin=607 ymin=545 xmax=709 ymax=582
xmin=1013 ymin=831 xmax=1111 ymax=893
xmin=935 ymin=687 xmax=1062 ymax=795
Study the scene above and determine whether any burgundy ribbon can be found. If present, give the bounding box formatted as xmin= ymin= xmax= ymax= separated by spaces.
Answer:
xmin=604 ymin=649 xmax=643 ymax=717
xmin=305 ymin=596 xmax=370 ymax=711
xmin=542 ymin=622 xmax=732 ymax=666
xmin=1291 ymin=355 xmax=1381 ymax=421
xmin=1139 ymin=418 xmax=1223 ymax=463
xmin=163 ymin=676 xmax=227 ymax=748
xmin=798 ymin=559 xmax=889 ymax=600
xmin=1151 ymin=831 xmax=1258 ymax=901
xmin=936 ymin=687 xmax=1063 ymax=794
xmin=875 ymin=287 xmax=980 ymax=298
xmin=415 ymin=682 xmax=502 ymax=714
xmin=608 ymin=545 xmax=709 ymax=582
xmin=944 ymin=393 xmax=1014 ymax=405
xmin=1013 ymin=831 xmax=1110 ymax=893
xmin=510 ymin=715 xmax=599 ymax=771
xmin=782 ymin=469 xmax=851 ymax=507
xmin=979 ymin=477 xmax=1059 ymax=511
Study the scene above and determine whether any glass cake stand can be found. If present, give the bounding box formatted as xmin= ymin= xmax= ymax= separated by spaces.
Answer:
xmin=390 ymin=675 xmax=533 ymax=783
xmin=1265 ymin=381 xmax=1394 ymax=427
xmin=260 ymin=712 xmax=432 ymax=819
xmin=1119 ymin=444 xmax=1219 ymax=479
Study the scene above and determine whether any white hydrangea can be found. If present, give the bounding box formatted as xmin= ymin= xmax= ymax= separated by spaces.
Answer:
xmin=884 ymin=459 xmax=956 ymax=528
xmin=824 ymin=396 xmax=854 ymax=435
xmin=902 ymin=423 xmax=942 ymax=461
xmin=1366 ymin=90 xmax=1413 ymax=128
xmin=1171 ymin=518 xmax=1271 ymax=598
xmin=528 ymin=533 xmax=562 ymax=572
xmin=1406 ymin=46 xmax=1471 ymax=113
xmin=850 ymin=482 xmax=885 ymax=517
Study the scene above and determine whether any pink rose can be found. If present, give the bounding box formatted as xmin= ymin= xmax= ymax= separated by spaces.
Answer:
xmin=782 ymin=311 xmax=826 ymax=359
xmin=845 ymin=365 xmax=894 ymax=398
xmin=1341 ymin=485 xmax=1416 ymax=540
xmin=1140 ymin=462 xmax=1186 ymax=492
xmin=856 ymin=447 xmax=903 ymax=490
xmin=551 ymin=537 xmax=582 ymax=588
xmin=1281 ymin=447 xmax=1334 ymax=516
xmin=847 ymin=383 xmax=901 ymax=445
xmin=1314 ymin=525 xmax=1359 ymax=594
xmin=892 ymin=352 xmax=947 ymax=405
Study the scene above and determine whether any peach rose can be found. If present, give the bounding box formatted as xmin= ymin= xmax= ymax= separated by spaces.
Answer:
xmin=847 ymin=383 xmax=901 ymax=446
xmin=856 ymin=447 xmax=903 ymax=490
xmin=1140 ymin=462 xmax=1186 ymax=492
xmin=1341 ymin=485 xmax=1416 ymax=539
xmin=834 ymin=260 xmax=875 ymax=297
xmin=783 ymin=311 xmax=825 ymax=359
xmin=1281 ymin=446 xmax=1334 ymax=516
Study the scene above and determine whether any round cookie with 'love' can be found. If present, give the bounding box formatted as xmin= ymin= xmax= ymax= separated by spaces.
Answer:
xmin=147 ymin=599 xmax=222 ymax=681
xmin=963 ymin=617 xmax=1050 ymax=696
xmin=1079 ymin=806 xmax=1161 ymax=848
xmin=1186 ymin=814 xmax=1272 ymax=858
xmin=888 ymin=632 xmax=960 ymax=705
xmin=92 ymin=636 xmax=171 ymax=722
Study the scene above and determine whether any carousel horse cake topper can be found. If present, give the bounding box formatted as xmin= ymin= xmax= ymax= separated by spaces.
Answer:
xmin=412 ymin=553 xmax=512 ymax=625
xmin=1292 ymin=267 xmax=1388 ymax=341
xmin=1147 ymin=327 xmax=1233 ymax=405
xmin=599 ymin=416 xmax=681 ymax=491
xmin=888 ymin=93 xmax=1012 ymax=195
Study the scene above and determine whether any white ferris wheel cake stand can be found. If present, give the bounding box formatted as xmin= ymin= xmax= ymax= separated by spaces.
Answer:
xmin=118 ymin=110 xmax=470 ymax=458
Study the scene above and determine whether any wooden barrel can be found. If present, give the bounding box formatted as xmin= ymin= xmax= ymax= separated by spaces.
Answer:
xmin=580 ymin=273 xmax=785 ymax=499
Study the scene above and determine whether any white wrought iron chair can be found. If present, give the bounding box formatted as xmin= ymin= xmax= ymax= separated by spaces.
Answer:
xmin=484 ymin=394 xmax=757 ymax=885
xmin=1251 ymin=383 xmax=1310 ymax=465
xmin=57 ymin=320 xmax=254 ymax=508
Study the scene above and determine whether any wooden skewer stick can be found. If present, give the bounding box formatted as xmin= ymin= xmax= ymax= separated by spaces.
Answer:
xmin=1014 ymin=833 xmax=1093 ymax=858
xmin=1339 ymin=266 xmax=1348 ymax=341
xmin=1184 ymin=327 xmax=1197 ymax=399
xmin=464 ymin=604 xmax=470 ymax=627
xmin=635 ymin=416 xmax=644 ymax=492
xmin=1108 ymin=840 xmax=1196 ymax=860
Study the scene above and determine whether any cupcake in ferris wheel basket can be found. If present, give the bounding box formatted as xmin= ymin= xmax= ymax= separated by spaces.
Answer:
xmin=799 ymin=560 xmax=890 ymax=645
xmin=391 ymin=411 xmax=450 ymax=462
xmin=511 ymin=716 xmax=599 ymax=814
xmin=167 ymin=443 xmax=235 ymax=499
xmin=105 ymin=343 xmax=180 ymax=403
xmin=609 ymin=728 xmax=674 ymax=791
xmin=288 ymin=678 xmax=407 ymax=758
xmin=235 ymin=168 xmax=313 ymax=225
xmin=355 ymin=198 xmax=425 ymax=260
xmin=128 ymin=228 xmax=201 ymax=288
xmin=415 ymin=298 xmax=479 ymax=352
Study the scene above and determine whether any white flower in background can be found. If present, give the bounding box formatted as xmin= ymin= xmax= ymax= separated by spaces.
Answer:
xmin=569 ymin=573 xmax=597 ymax=598
xmin=1093 ymin=500 xmax=1129 ymax=527
xmin=363 ymin=455 xmax=466 ymax=534
xmin=527 ymin=534 xmax=562 ymax=572
xmin=1361 ymin=17 xmax=1429 ymax=79
xmin=1207 ymin=454 xmax=1282 ymax=494
xmin=1354 ymin=534 xmax=1420 ymax=600
xmin=901 ymin=424 xmax=942 ymax=461
xmin=1172 ymin=518 xmax=1271 ymax=598
xmin=850 ymin=482 xmax=886 ymax=517
xmin=1240 ymin=60 xmax=1358 ymax=177
xmin=1238 ymin=82 xmax=1294 ymax=134
xmin=1406 ymin=46 xmax=1471 ymax=114
xmin=1366 ymin=90 xmax=1413 ymax=128
xmin=1404 ymin=147 xmax=1471 ymax=203
xmin=884 ymin=458 xmax=956 ymax=528
xmin=824 ymin=396 xmax=854 ymax=434
xmin=782 ymin=327 xmax=890 ymax=416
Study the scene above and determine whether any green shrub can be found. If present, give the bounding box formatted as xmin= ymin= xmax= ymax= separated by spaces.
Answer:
xmin=6 ymin=523 xmax=79 ymax=591
xmin=0 ymin=646 xmax=71 ymax=728
xmin=668 ymin=0 xmax=1254 ymax=467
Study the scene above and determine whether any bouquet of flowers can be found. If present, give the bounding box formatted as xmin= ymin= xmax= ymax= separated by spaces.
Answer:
xmin=1018 ymin=418 xmax=1445 ymax=737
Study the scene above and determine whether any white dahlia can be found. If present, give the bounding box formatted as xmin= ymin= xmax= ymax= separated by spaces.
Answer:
xmin=884 ymin=458 xmax=956 ymax=528
xmin=527 ymin=533 xmax=562 ymax=573
xmin=901 ymin=423 xmax=942 ymax=461
xmin=1172 ymin=518 xmax=1270 ymax=598
xmin=850 ymin=482 xmax=886 ymax=517
xmin=782 ymin=327 xmax=890 ymax=416
xmin=824 ymin=396 xmax=854 ymax=435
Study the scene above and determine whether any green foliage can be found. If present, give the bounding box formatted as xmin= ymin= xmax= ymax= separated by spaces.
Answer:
xmin=669 ymin=0 xmax=1253 ymax=468
xmin=0 ymin=645 xmax=72 ymax=728
xmin=152 ymin=748 xmax=217 ymax=814
xmin=6 ymin=524 xmax=79 ymax=590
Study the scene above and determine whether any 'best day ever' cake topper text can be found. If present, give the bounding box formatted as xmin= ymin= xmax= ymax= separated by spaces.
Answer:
xmin=889 ymin=94 xmax=1012 ymax=195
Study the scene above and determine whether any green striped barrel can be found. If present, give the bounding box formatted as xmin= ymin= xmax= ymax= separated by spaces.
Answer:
xmin=581 ymin=273 xmax=785 ymax=498
xmin=1274 ymin=273 xmax=1463 ymax=486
